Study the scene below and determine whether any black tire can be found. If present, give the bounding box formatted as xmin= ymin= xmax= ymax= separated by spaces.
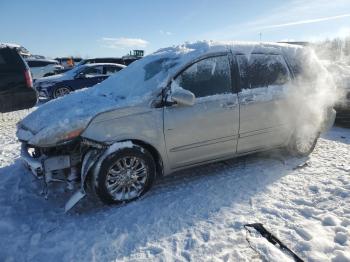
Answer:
xmin=52 ymin=86 xmax=72 ymax=99
xmin=93 ymin=145 xmax=156 ymax=205
xmin=287 ymin=128 xmax=319 ymax=157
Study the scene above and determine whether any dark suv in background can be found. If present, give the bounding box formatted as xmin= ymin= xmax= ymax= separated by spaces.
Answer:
xmin=77 ymin=51 xmax=145 ymax=67
xmin=35 ymin=63 xmax=125 ymax=99
xmin=0 ymin=45 xmax=37 ymax=113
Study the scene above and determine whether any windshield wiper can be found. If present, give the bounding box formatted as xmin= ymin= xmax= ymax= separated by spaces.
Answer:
xmin=244 ymin=223 xmax=304 ymax=262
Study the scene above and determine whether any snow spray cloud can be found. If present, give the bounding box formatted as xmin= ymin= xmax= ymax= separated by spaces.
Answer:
xmin=240 ymin=44 xmax=339 ymax=145
xmin=283 ymin=47 xmax=339 ymax=138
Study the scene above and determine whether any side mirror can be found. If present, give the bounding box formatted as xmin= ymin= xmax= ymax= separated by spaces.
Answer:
xmin=170 ymin=89 xmax=195 ymax=106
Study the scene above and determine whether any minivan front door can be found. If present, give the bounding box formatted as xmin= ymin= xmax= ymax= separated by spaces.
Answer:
xmin=163 ymin=55 xmax=239 ymax=169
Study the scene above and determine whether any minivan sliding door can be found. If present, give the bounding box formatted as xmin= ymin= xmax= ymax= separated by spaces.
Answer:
xmin=236 ymin=53 xmax=293 ymax=153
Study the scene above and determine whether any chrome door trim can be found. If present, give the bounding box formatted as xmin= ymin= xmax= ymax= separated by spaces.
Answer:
xmin=169 ymin=134 xmax=239 ymax=153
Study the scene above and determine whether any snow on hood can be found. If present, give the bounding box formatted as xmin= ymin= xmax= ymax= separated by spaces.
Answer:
xmin=19 ymin=40 xmax=301 ymax=146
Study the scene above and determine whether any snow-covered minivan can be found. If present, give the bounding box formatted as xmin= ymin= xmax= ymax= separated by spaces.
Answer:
xmin=16 ymin=41 xmax=336 ymax=211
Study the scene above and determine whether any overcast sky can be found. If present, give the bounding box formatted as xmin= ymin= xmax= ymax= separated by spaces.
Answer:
xmin=1 ymin=0 xmax=350 ymax=58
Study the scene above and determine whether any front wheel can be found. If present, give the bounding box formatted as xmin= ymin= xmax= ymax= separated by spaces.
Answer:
xmin=52 ymin=86 xmax=71 ymax=99
xmin=287 ymin=127 xmax=319 ymax=157
xmin=93 ymin=145 xmax=156 ymax=204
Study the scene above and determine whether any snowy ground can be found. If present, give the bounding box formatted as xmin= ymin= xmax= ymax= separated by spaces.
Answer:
xmin=0 ymin=110 xmax=349 ymax=262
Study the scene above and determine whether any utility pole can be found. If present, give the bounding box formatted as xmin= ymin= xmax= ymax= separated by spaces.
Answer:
xmin=259 ymin=32 xmax=262 ymax=42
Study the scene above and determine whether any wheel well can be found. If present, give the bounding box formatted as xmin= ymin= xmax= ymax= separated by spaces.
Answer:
xmin=131 ymin=140 xmax=164 ymax=178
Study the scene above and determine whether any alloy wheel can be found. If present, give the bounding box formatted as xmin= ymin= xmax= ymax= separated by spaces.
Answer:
xmin=105 ymin=156 xmax=148 ymax=201
xmin=54 ymin=87 xmax=71 ymax=98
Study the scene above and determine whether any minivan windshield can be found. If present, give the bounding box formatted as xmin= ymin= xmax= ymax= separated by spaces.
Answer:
xmin=87 ymin=54 xmax=181 ymax=101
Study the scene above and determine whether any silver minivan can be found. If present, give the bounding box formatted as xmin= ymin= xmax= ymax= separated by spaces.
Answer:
xmin=16 ymin=42 xmax=336 ymax=211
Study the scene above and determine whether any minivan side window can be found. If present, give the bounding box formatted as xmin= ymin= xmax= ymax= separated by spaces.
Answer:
xmin=237 ymin=54 xmax=291 ymax=89
xmin=174 ymin=55 xmax=232 ymax=98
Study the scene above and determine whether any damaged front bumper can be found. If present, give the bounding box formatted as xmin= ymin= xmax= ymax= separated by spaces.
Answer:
xmin=21 ymin=143 xmax=71 ymax=178
xmin=20 ymin=141 xmax=105 ymax=212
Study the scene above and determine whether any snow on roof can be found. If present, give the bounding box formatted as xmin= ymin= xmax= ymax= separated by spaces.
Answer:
xmin=0 ymin=43 xmax=31 ymax=54
xmin=89 ymin=40 xmax=302 ymax=97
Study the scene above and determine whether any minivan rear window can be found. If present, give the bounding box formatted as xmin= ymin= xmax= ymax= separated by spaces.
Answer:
xmin=237 ymin=54 xmax=291 ymax=89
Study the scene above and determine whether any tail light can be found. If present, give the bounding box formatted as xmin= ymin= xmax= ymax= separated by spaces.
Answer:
xmin=24 ymin=69 xmax=33 ymax=88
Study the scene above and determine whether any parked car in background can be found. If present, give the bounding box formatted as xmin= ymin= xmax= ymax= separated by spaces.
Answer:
xmin=35 ymin=63 xmax=125 ymax=99
xmin=77 ymin=53 xmax=143 ymax=67
xmin=77 ymin=51 xmax=145 ymax=67
xmin=17 ymin=42 xmax=335 ymax=211
xmin=0 ymin=45 xmax=37 ymax=113
xmin=26 ymin=58 xmax=64 ymax=79
xmin=78 ymin=57 xmax=126 ymax=66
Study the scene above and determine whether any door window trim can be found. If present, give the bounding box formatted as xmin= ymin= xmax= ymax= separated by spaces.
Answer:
xmin=167 ymin=52 xmax=236 ymax=97
xmin=234 ymin=52 xmax=293 ymax=92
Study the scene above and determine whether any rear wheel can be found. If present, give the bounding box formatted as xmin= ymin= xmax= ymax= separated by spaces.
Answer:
xmin=53 ymin=86 xmax=71 ymax=99
xmin=94 ymin=145 xmax=156 ymax=204
xmin=287 ymin=127 xmax=319 ymax=157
